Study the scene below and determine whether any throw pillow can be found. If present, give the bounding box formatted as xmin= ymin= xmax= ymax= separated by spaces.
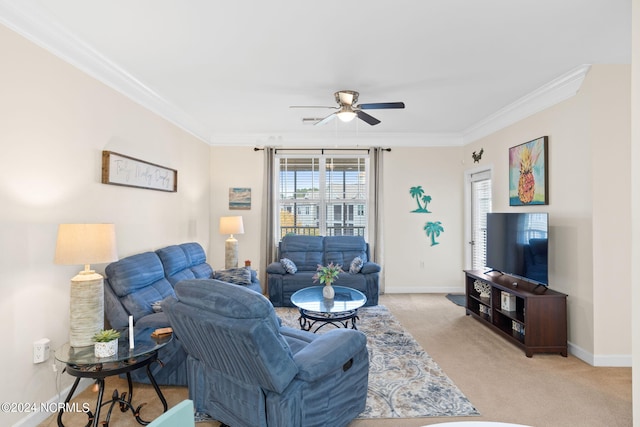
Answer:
xmin=280 ymin=258 xmax=297 ymax=274
xmin=349 ymin=256 xmax=364 ymax=274
xmin=214 ymin=267 xmax=252 ymax=286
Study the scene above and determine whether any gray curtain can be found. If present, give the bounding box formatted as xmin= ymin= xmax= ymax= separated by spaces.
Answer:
xmin=370 ymin=147 xmax=385 ymax=293
xmin=259 ymin=147 xmax=277 ymax=293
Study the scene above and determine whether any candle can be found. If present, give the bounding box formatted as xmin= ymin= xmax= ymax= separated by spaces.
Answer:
xmin=129 ymin=315 xmax=135 ymax=349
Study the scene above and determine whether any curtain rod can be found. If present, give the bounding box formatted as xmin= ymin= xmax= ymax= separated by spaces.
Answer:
xmin=253 ymin=147 xmax=391 ymax=153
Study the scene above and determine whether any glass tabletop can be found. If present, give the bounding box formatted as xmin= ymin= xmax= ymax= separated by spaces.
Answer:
xmin=55 ymin=327 xmax=172 ymax=366
xmin=290 ymin=286 xmax=367 ymax=313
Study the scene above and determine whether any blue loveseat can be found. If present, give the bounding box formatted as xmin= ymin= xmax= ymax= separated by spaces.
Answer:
xmin=104 ymin=242 xmax=261 ymax=385
xmin=266 ymin=235 xmax=381 ymax=307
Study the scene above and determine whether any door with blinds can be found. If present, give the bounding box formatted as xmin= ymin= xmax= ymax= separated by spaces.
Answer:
xmin=467 ymin=169 xmax=492 ymax=270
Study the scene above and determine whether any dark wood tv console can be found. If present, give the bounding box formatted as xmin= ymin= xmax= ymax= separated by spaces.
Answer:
xmin=464 ymin=270 xmax=568 ymax=357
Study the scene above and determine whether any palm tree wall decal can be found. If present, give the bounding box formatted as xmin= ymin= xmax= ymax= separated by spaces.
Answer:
xmin=410 ymin=185 xmax=444 ymax=245
xmin=424 ymin=221 xmax=444 ymax=246
xmin=409 ymin=185 xmax=432 ymax=213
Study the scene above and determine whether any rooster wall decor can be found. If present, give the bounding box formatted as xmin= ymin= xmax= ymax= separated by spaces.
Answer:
xmin=472 ymin=148 xmax=484 ymax=163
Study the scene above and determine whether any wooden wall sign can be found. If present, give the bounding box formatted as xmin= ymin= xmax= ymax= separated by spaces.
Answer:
xmin=101 ymin=151 xmax=177 ymax=192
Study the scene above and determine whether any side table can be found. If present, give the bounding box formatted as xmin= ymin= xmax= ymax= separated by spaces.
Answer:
xmin=55 ymin=328 xmax=171 ymax=427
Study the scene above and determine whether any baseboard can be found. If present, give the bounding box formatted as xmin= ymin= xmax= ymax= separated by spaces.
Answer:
xmin=568 ymin=341 xmax=632 ymax=367
xmin=386 ymin=286 xmax=465 ymax=294
xmin=12 ymin=378 xmax=92 ymax=427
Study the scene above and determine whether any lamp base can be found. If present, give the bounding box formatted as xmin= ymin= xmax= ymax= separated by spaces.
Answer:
xmin=69 ymin=272 xmax=104 ymax=347
xmin=225 ymin=237 xmax=238 ymax=269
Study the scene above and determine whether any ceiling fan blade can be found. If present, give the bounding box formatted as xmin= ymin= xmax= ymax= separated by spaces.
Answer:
xmin=357 ymin=102 xmax=405 ymax=110
xmin=290 ymin=105 xmax=337 ymax=109
xmin=357 ymin=110 xmax=381 ymax=126
xmin=302 ymin=117 xmax=327 ymax=124
xmin=315 ymin=113 xmax=337 ymax=126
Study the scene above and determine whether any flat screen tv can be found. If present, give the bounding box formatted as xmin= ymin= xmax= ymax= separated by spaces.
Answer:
xmin=485 ymin=212 xmax=549 ymax=286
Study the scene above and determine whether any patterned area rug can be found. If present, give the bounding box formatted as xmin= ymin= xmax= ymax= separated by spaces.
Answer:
xmin=275 ymin=305 xmax=479 ymax=419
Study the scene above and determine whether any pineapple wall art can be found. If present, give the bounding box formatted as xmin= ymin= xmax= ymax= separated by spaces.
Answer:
xmin=509 ymin=136 xmax=549 ymax=206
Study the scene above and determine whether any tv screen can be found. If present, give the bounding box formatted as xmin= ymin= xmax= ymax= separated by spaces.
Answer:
xmin=485 ymin=212 xmax=549 ymax=285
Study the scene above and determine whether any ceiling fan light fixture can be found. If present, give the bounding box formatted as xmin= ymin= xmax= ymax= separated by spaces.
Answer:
xmin=337 ymin=108 xmax=357 ymax=122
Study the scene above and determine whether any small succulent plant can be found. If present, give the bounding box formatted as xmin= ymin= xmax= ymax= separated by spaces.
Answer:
xmin=92 ymin=329 xmax=121 ymax=342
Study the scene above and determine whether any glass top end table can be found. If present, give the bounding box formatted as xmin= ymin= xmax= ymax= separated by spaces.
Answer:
xmin=54 ymin=327 xmax=171 ymax=427
xmin=290 ymin=286 xmax=367 ymax=332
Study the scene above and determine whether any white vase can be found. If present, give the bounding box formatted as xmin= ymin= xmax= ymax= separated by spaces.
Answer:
xmin=323 ymin=283 xmax=335 ymax=299
xmin=94 ymin=339 xmax=118 ymax=358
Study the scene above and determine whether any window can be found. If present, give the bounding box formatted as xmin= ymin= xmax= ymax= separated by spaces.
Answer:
xmin=276 ymin=154 xmax=368 ymax=238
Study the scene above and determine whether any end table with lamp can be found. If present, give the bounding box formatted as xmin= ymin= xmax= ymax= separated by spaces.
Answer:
xmin=55 ymin=327 xmax=172 ymax=427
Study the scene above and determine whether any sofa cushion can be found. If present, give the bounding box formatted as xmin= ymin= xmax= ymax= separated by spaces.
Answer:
xmin=280 ymin=258 xmax=297 ymax=274
xmin=156 ymin=245 xmax=197 ymax=286
xmin=279 ymin=235 xmax=324 ymax=271
xmin=180 ymin=242 xmax=207 ymax=265
xmin=105 ymin=252 xmax=176 ymax=320
xmin=323 ymin=236 xmax=368 ymax=266
xmin=134 ymin=311 xmax=172 ymax=329
xmin=349 ymin=256 xmax=364 ymax=274
xmin=214 ymin=267 xmax=252 ymax=286
xmin=180 ymin=242 xmax=213 ymax=278
xmin=361 ymin=262 xmax=382 ymax=274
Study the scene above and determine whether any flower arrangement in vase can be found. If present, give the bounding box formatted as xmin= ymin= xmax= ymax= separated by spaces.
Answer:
xmin=93 ymin=329 xmax=121 ymax=358
xmin=313 ymin=262 xmax=343 ymax=299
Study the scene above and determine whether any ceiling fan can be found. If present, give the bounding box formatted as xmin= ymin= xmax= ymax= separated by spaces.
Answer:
xmin=290 ymin=90 xmax=405 ymax=126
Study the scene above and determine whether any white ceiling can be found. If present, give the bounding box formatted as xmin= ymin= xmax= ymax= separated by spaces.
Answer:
xmin=0 ymin=0 xmax=631 ymax=147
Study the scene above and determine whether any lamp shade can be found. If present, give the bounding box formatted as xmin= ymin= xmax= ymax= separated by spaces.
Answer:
xmin=219 ymin=216 xmax=244 ymax=235
xmin=54 ymin=223 xmax=118 ymax=266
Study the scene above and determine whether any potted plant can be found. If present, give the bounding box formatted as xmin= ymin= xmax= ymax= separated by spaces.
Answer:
xmin=93 ymin=329 xmax=121 ymax=358
xmin=313 ymin=262 xmax=343 ymax=300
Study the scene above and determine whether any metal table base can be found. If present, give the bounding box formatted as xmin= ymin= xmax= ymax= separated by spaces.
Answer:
xmin=57 ymin=352 xmax=167 ymax=427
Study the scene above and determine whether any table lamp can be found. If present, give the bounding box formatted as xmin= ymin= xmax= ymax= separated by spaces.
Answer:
xmin=54 ymin=224 xmax=118 ymax=347
xmin=219 ymin=216 xmax=244 ymax=269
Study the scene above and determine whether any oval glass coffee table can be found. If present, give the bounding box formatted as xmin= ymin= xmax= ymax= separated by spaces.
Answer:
xmin=290 ymin=286 xmax=367 ymax=332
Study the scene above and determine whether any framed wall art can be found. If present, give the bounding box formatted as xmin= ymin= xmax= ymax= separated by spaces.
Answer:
xmin=229 ymin=187 xmax=251 ymax=210
xmin=101 ymin=151 xmax=177 ymax=192
xmin=509 ymin=136 xmax=548 ymax=206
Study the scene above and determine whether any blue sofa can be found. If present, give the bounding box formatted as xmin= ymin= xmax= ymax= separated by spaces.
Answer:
xmin=266 ymin=235 xmax=380 ymax=307
xmin=163 ymin=279 xmax=369 ymax=427
xmin=104 ymin=242 xmax=261 ymax=385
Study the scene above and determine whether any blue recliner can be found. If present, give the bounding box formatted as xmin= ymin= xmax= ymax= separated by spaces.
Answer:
xmin=163 ymin=279 xmax=369 ymax=427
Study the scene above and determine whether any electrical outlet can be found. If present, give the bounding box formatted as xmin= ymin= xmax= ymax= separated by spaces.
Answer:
xmin=33 ymin=338 xmax=50 ymax=364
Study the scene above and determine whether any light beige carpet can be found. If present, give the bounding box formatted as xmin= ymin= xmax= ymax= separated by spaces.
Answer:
xmin=38 ymin=293 xmax=632 ymax=427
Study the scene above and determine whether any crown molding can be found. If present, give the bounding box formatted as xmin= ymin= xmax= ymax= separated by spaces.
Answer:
xmin=462 ymin=64 xmax=591 ymax=144
xmin=0 ymin=1 xmax=211 ymax=143
xmin=210 ymin=132 xmax=464 ymax=148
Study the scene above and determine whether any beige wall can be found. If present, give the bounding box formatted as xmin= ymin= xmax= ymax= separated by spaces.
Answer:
xmin=209 ymin=147 xmax=265 ymax=283
xmin=631 ymin=1 xmax=639 ymax=425
xmin=464 ymin=65 xmax=632 ymax=363
xmin=0 ymin=25 xmax=211 ymax=425
xmin=382 ymin=147 xmax=465 ymax=292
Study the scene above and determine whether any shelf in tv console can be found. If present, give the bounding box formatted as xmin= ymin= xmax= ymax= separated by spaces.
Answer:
xmin=463 ymin=269 xmax=568 ymax=357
